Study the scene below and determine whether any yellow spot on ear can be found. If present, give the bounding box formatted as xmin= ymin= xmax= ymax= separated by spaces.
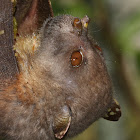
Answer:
xmin=84 ymin=23 xmax=88 ymax=28
xmin=110 ymin=112 xmax=115 ymax=115
xmin=0 ymin=30 xmax=4 ymax=35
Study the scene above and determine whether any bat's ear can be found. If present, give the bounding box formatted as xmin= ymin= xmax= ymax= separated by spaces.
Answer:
xmin=103 ymin=99 xmax=121 ymax=121
xmin=52 ymin=105 xmax=72 ymax=139
xmin=15 ymin=0 xmax=53 ymax=35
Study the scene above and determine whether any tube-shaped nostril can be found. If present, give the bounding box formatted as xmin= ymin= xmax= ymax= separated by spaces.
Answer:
xmin=81 ymin=15 xmax=90 ymax=28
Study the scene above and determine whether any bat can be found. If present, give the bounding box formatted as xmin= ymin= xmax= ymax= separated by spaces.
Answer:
xmin=0 ymin=0 xmax=121 ymax=140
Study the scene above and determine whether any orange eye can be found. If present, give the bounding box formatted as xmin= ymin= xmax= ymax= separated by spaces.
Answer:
xmin=71 ymin=51 xmax=83 ymax=67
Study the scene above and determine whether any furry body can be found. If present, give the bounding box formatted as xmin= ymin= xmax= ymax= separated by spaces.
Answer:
xmin=0 ymin=15 xmax=112 ymax=140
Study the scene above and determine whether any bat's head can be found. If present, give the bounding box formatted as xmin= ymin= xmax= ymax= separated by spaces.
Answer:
xmin=33 ymin=15 xmax=112 ymax=137
xmin=15 ymin=15 xmax=112 ymax=138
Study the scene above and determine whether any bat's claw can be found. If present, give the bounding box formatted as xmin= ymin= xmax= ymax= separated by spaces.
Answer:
xmin=103 ymin=99 xmax=121 ymax=121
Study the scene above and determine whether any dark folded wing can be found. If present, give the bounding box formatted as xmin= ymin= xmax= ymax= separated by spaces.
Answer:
xmin=0 ymin=0 xmax=18 ymax=89
xmin=0 ymin=0 xmax=53 ymax=89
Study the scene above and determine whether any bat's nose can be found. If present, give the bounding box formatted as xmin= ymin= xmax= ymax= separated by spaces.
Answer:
xmin=72 ymin=15 xmax=90 ymax=30
xmin=81 ymin=15 xmax=90 ymax=28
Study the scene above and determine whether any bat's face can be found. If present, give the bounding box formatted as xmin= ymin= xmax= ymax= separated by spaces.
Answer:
xmin=32 ymin=15 xmax=112 ymax=137
xmin=0 ymin=1 xmax=121 ymax=139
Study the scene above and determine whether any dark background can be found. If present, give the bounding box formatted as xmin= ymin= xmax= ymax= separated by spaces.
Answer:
xmin=51 ymin=0 xmax=140 ymax=140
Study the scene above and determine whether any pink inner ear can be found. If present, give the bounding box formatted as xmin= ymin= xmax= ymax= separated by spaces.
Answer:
xmin=17 ymin=0 xmax=54 ymax=35
xmin=27 ymin=0 xmax=38 ymax=18
xmin=18 ymin=0 xmax=38 ymax=35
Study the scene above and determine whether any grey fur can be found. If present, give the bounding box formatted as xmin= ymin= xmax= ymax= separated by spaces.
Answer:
xmin=0 ymin=15 xmax=112 ymax=140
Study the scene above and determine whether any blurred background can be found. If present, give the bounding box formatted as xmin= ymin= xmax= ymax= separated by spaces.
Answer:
xmin=51 ymin=0 xmax=140 ymax=140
